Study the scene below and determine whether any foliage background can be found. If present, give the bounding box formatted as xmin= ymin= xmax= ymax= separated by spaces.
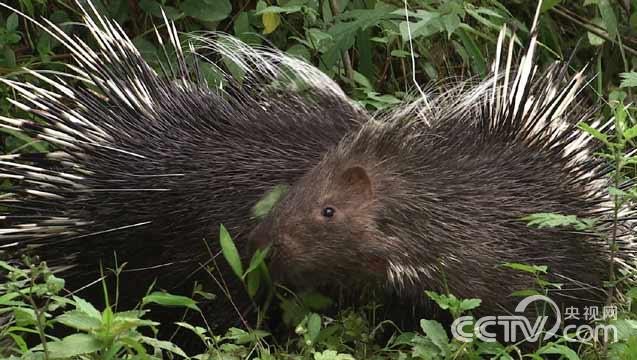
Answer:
xmin=0 ymin=0 xmax=635 ymax=131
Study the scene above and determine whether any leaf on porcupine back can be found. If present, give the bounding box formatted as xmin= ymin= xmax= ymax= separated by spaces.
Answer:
xmin=252 ymin=185 xmax=289 ymax=219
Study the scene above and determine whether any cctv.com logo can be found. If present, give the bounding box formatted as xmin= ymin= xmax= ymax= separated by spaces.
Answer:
xmin=451 ymin=295 xmax=618 ymax=343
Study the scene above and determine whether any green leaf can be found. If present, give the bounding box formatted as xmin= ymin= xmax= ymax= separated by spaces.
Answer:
xmin=587 ymin=17 xmax=606 ymax=46
xmin=2 ymin=47 xmax=16 ymax=68
xmin=256 ymin=6 xmax=303 ymax=15
xmin=37 ymin=334 xmax=103 ymax=357
xmin=522 ymin=212 xmax=597 ymax=231
xmin=537 ymin=343 xmax=580 ymax=360
xmin=262 ymin=12 xmax=281 ymax=35
xmin=459 ymin=298 xmax=482 ymax=312
xmin=420 ymin=319 xmax=449 ymax=355
xmin=55 ymin=310 xmax=102 ymax=331
xmin=624 ymin=125 xmax=637 ymax=140
xmin=510 ymin=289 xmax=544 ymax=297
xmin=245 ymin=246 xmax=269 ymax=277
xmin=73 ymin=296 xmax=101 ymax=319
xmin=540 ymin=0 xmax=563 ymax=12
xmin=252 ymin=185 xmax=288 ymax=219
xmin=456 ymin=27 xmax=486 ymax=76
xmin=225 ymin=327 xmax=270 ymax=344
xmin=501 ymin=262 xmax=548 ymax=275
xmin=14 ymin=307 xmax=37 ymax=327
xmin=307 ymin=313 xmax=322 ymax=342
xmin=300 ymin=291 xmax=333 ymax=311
xmin=6 ymin=13 xmax=19 ymax=32
xmin=140 ymin=336 xmax=188 ymax=357
xmin=390 ymin=49 xmax=414 ymax=58
xmin=425 ymin=290 xmax=457 ymax=311
xmin=233 ymin=11 xmax=258 ymax=44
xmin=598 ymin=0 xmax=618 ymax=40
xmin=313 ymin=350 xmax=356 ymax=360
xmin=138 ymin=0 xmax=181 ymax=19
xmin=579 ymin=122 xmax=609 ymax=146
xmin=246 ymin=270 xmax=261 ymax=298
xmin=181 ymin=0 xmax=232 ymax=22
xmin=142 ymin=291 xmax=200 ymax=311
xmin=399 ymin=11 xmax=441 ymax=41
xmin=220 ymin=224 xmax=244 ymax=278
xmin=620 ymin=72 xmax=637 ymax=88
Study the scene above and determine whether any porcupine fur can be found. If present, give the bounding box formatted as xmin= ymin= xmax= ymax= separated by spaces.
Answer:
xmin=246 ymin=4 xmax=637 ymax=327
xmin=0 ymin=1 xmax=366 ymax=331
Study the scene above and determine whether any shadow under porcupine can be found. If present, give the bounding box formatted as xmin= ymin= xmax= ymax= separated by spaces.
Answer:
xmin=1 ymin=0 xmax=635 ymax=350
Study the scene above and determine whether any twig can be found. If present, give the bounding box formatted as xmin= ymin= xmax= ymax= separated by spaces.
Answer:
xmin=551 ymin=6 xmax=637 ymax=57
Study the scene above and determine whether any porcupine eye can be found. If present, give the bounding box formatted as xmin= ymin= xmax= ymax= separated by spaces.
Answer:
xmin=322 ymin=207 xmax=335 ymax=218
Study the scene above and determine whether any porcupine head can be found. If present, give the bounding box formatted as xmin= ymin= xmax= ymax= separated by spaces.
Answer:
xmin=246 ymin=5 xmax=615 ymax=319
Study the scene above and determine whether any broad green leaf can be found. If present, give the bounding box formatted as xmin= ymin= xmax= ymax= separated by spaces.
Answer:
xmin=579 ymin=122 xmax=609 ymax=146
xmin=220 ymin=224 xmax=244 ymax=278
xmin=256 ymin=6 xmax=303 ymax=15
xmin=501 ymin=262 xmax=548 ymax=274
xmin=390 ymin=49 xmax=414 ymax=58
xmin=624 ymin=125 xmax=637 ymax=140
xmin=587 ymin=18 xmax=606 ymax=46
xmin=313 ymin=350 xmax=355 ymax=360
xmin=537 ymin=343 xmax=580 ymax=360
xmin=6 ymin=13 xmax=19 ymax=32
xmin=142 ymin=291 xmax=200 ymax=311
xmin=459 ymin=298 xmax=482 ymax=312
xmin=140 ymin=336 xmax=188 ymax=357
xmin=73 ymin=296 xmax=101 ymax=319
xmin=225 ymin=327 xmax=270 ymax=344
xmin=138 ymin=0 xmax=181 ymax=19
xmin=540 ymin=0 xmax=563 ymax=12
xmin=37 ymin=334 xmax=103 ymax=357
xmin=234 ymin=11 xmax=259 ymax=44
xmin=245 ymin=246 xmax=270 ymax=277
xmin=307 ymin=313 xmax=322 ymax=342
xmin=253 ymin=185 xmax=288 ymax=219
xmin=399 ymin=11 xmax=441 ymax=41
xmin=620 ymin=72 xmax=637 ymax=88
xmin=14 ymin=307 xmax=37 ymax=327
xmin=457 ymin=27 xmax=486 ymax=76
xmin=246 ymin=269 xmax=261 ymax=298
xmin=420 ymin=319 xmax=449 ymax=355
xmin=522 ymin=212 xmax=597 ymax=231
xmin=262 ymin=12 xmax=281 ymax=34
xmin=55 ymin=310 xmax=102 ymax=331
xmin=2 ymin=47 xmax=16 ymax=68
xmin=598 ymin=0 xmax=618 ymax=40
xmin=510 ymin=289 xmax=544 ymax=297
xmin=181 ymin=0 xmax=231 ymax=22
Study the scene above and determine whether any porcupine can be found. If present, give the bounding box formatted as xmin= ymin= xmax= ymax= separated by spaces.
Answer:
xmin=1 ymin=0 xmax=635 ymax=341
xmin=246 ymin=5 xmax=636 ymax=328
xmin=0 ymin=1 xmax=366 ymax=330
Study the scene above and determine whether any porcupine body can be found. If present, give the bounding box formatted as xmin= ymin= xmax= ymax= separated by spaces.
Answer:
xmin=0 ymin=2 xmax=365 ymax=328
xmin=247 ymin=11 xmax=637 ymax=324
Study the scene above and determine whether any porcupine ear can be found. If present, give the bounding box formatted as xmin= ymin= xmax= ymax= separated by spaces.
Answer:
xmin=339 ymin=166 xmax=373 ymax=202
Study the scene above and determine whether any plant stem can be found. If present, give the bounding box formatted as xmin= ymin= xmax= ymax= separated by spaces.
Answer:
xmin=329 ymin=0 xmax=354 ymax=80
